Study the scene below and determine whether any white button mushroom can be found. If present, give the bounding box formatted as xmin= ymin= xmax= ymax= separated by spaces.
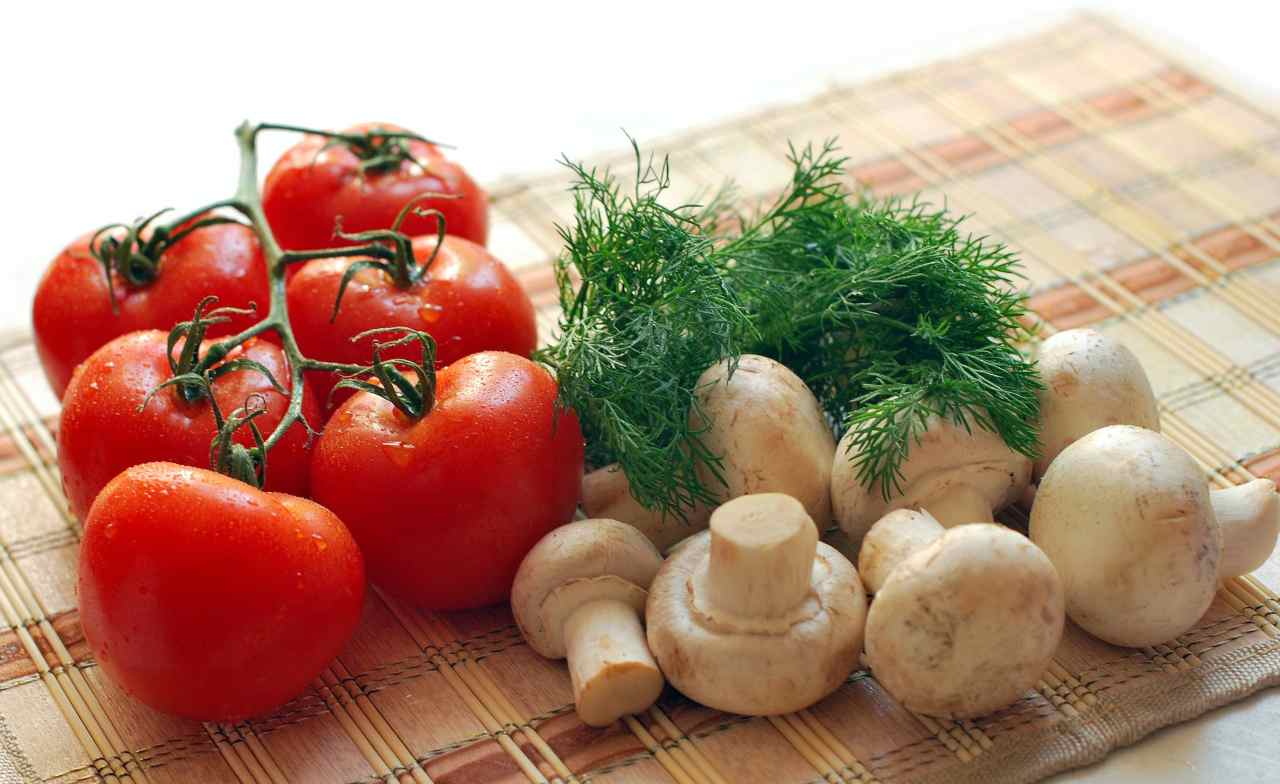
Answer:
xmin=511 ymin=519 xmax=665 ymax=726
xmin=583 ymin=354 xmax=836 ymax=551
xmin=645 ymin=493 xmax=866 ymax=716
xmin=581 ymin=466 xmax=712 ymax=552
xmin=1030 ymin=425 xmax=1280 ymax=648
xmin=691 ymin=355 xmax=837 ymax=526
xmin=859 ymin=512 xmax=1065 ymax=718
xmin=831 ymin=414 xmax=1032 ymax=554
xmin=1034 ymin=328 xmax=1160 ymax=479
xmin=857 ymin=508 xmax=947 ymax=594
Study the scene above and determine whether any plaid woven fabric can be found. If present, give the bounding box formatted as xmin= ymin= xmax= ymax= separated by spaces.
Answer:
xmin=1 ymin=12 xmax=1279 ymax=784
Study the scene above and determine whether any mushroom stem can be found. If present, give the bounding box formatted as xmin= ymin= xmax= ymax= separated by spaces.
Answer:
xmin=1213 ymin=478 xmax=1280 ymax=578
xmin=646 ymin=493 xmax=867 ymax=716
xmin=563 ymin=598 xmax=664 ymax=727
xmin=857 ymin=509 xmax=945 ymax=593
xmin=705 ymin=494 xmax=818 ymax=617
xmin=920 ymin=485 xmax=994 ymax=527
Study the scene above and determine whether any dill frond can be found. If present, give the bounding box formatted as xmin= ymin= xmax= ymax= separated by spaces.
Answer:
xmin=535 ymin=141 xmax=753 ymax=517
xmin=733 ymin=142 xmax=1043 ymax=499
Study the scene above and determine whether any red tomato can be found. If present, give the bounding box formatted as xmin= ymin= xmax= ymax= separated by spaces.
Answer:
xmin=32 ymin=221 xmax=268 ymax=397
xmin=58 ymin=330 xmax=319 ymax=520
xmin=262 ymin=122 xmax=488 ymax=250
xmin=287 ymin=234 xmax=536 ymax=409
xmin=311 ymin=352 xmax=584 ymax=610
xmin=79 ymin=463 xmax=365 ymax=720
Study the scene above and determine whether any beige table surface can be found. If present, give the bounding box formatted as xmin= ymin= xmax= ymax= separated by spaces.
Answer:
xmin=1048 ymin=548 xmax=1280 ymax=783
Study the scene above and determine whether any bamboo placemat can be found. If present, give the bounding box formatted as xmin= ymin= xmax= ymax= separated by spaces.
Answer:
xmin=3 ymin=12 xmax=1280 ymax=784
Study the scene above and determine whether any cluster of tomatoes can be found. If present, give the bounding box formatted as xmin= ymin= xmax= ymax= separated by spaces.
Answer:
xmin=32 ymin=123 xmax=585 ymax=721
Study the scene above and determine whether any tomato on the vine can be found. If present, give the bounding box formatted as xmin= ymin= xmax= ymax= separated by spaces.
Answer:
xmin=33 ymin=219 xmax=268 ymax=397
xmin=262 ymin=122 xmax=488 ymax=250
xmin=58 ymin=329 xmax=319 ymax=520
xmin=310 ymin=350 xmax=584 ymax=610
xmin=287 ymin=234 xmax=536 ymax=408
xmin=79 ymin=462 xmax=365 ymax=720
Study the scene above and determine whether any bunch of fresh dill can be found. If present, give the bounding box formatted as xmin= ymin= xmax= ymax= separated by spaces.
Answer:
xmin=539 ymin=138 xmax=1042 ymax=515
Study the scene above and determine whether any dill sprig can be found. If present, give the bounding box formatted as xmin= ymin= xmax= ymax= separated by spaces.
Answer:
xmin=734 ymin=141 xmax=1043 ymax=499
xmin=535 ymin=142 xmax=753 ymax=517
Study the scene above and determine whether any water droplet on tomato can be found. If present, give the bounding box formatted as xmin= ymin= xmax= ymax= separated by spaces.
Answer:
xmin=88 ymin=381 xmax=99 ymax=391
xmin=311 ymin=533 xmax=327 ymax=552
xmin=103 ymin=361 xmax=115 ymax=370
xmin=380 ymin=440 xmax=416 ymax=468
xmin=103 ymin=523 xmax=117 ymax=540
xmin=418 ymin=303 xmax=444 ymax=324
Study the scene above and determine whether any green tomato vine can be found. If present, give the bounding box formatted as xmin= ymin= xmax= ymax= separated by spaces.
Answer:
xmin=107 ymin=122 xmax=444 ymax=487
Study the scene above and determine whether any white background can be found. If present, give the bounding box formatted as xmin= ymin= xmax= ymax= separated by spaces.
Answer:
xmin=3 ymin=3 xmax=1280 ymax=781
xmin=1 ymin=2 xmax=1277 ymax=336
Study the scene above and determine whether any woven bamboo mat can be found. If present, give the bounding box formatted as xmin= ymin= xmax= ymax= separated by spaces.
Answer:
xmin=3 ymin=11 xmax=1280 ymax=784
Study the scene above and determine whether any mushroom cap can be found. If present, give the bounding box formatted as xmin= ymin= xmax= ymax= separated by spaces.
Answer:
xmin=1034 ymin=329 xmax=1159 ymax=478
xmin=864 ymin=524 xmax=1064 ymax=718
xmin=1029 ymin=425 xmax=1220 ymax=647
xmin=831 ymin=415 xmax=1031 ymax=552
xmin=645 ymin=515 xmax=866 ymax=715
xmin=581 ymin=465 xmax=712 ymax=552
xmin=693 ymin=354 xmax=837 ymax=529
xmin=856 ymin=508 xmax=944 ymax=594
xmin=512 ymin=519 xmax=663 ymax=659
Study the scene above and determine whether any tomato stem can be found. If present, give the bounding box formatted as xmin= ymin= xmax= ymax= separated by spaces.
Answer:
xmin=87 ymin=202 xmax=250 ymax=314
xmin=324 ymin=192 xmax=458 ymax=322
xmin=208 ymin=394 xmax=270 ymax=488
xmin=279 ymin=244 xmax=396 ymax=266
xmin=255 ymin=122 xmax=452 ymax=174
xmin=140 ymin=121 xmax=442 ymax=487
xmin=168 ymin=296 xmax=264 ymax=401
xmin=331 ymin=328 xmax=438 ymax=418
xmin=227 ymin=122 xmax=330 ymax=469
